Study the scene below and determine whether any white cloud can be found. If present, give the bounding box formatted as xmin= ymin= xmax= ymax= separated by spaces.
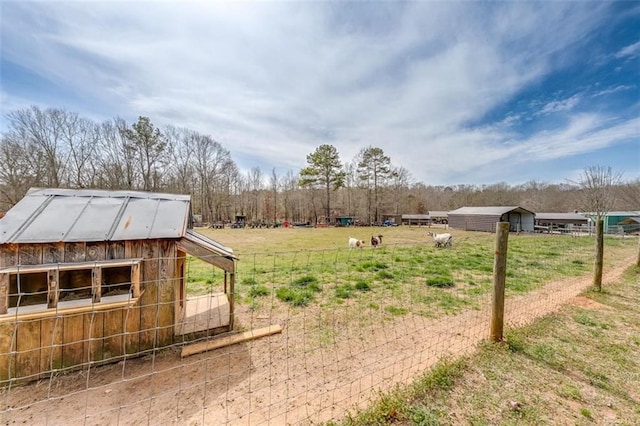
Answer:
xmin=615 ymin=41 xmax=640 ymax=59
xmin=0 ymin=1 xmax=633 ymax=185
xmin=539 ymin=95 xmax=581 ymax=115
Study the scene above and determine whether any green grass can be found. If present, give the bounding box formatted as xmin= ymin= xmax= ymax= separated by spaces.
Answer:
xmin=335 ymin=265 xmax=640 ymax=425
xmin=186 ymin=226 xmax=636 ymax=322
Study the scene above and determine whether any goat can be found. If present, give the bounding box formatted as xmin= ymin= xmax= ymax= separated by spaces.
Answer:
xmin=371 ymin=234 xmax=383 ymax=248
xmin=348 ymin=237 xmax=365 ymax=249
xmin=427 ymin=232 xmax=453 ymax=248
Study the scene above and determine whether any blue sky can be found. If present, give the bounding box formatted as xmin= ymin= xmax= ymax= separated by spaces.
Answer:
xmin=1 ymin=1 xmax=638 ymax=186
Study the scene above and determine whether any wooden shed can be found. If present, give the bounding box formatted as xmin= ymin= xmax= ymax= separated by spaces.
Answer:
xmin=448 ymin=206 xmax=535 ymax=232
xmin=0 ymin=188 xmax=237 ymax=384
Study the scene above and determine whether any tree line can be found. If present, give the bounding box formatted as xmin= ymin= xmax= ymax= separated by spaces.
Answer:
xmin=1 ymin=106 xmax=638 ymax=225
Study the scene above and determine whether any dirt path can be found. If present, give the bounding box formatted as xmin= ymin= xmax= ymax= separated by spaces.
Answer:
xmin=1 ymin=255 xmax=634 ymax=425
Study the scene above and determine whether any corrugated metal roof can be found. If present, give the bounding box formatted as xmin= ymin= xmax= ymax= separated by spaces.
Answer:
xmin=184 ymin=229 xmax=236 ymax=259
xmin=448 ymin=206 xmax=535 ymax=216
xmin=535 ymin=213 xmax=588 ymax=221
xmin=428 ymin=211 xmax=448 ymax=217
xmin=402 ymin=214 xmax=430 ymax=220
xmin=0 ymin=188 xmax=191 ymax=244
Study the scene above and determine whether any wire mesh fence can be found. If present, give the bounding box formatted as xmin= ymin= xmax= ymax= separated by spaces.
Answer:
xmin=0 ymin=232 xmax=637 ymax=425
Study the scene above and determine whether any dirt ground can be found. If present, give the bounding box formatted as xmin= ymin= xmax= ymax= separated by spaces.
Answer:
xmin=0 ymin=255 xmax=634 ymax=426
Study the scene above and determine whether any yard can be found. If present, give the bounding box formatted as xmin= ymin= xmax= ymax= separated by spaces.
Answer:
xmin=1 ymin=225 xmax=637 ymax=425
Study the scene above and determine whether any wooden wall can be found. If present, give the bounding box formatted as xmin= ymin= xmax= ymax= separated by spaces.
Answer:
xmin=0 ymin=239 xmax=177 ymax=383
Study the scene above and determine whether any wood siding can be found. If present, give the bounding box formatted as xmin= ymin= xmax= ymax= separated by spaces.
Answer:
xmin=0 ymin=239 xmax=184 ymax=383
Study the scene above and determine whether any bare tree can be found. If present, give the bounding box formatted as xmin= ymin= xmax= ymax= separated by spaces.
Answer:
xmin=572 ymin=165 xmax=623 ymax=290
xmin=270 ymin=168 xmax=279 ymax=224
xmin=4 ymin=106 xmax=72 ymax=187
xmin=0 ymin=135 xmax=44 ymax=208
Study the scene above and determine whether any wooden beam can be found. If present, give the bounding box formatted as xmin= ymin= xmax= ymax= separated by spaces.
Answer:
xmin=181 ymin=324 xmax=282 ymax=358
xmin=176 ymin=239 xmax=234 ymax=272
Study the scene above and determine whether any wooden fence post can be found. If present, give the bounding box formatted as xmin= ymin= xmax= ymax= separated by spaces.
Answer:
xmin=593 ymin=219 xmax=604 ymax=291
xmin=490 ymin=222 xmax=510 ymax=342
xmin=636 ymin=235 xmax=639 ymax=268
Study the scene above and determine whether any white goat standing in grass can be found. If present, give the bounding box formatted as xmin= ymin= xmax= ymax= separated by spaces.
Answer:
xmin=427 ymin=232 xmax=453 ymax=248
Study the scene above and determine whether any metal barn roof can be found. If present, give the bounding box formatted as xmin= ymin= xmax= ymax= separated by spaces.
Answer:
xmin=535 ymin=213 xmax=588 ymax=221
xmin=428 ymin=211 xmax=449 ymax=217
xmin=448 ymin=206 xmax=535 ymax=216
xmin=402 ymin=214 xmax=430 ymax=220
xmin=0 ymin=188 xmax=193 ymax=244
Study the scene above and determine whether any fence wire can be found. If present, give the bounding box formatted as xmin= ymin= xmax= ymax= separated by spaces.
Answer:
xmin=0 ymin=234 xmax=637 ymax=425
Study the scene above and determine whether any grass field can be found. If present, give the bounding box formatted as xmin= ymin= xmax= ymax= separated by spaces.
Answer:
xmin=335 ymin=264 xmax=640 ymax=425
xmin=186 ymin=226 xmax=636 ymax=320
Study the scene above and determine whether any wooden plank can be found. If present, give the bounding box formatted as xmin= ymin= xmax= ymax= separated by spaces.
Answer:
xmin=42 ymin=242 xmax=64 ymax=264
xmin=156 ymin=241 xmax=175 ymax=347
xmin=40 ymin=316 xmax=63 ymax=376
xmin=0 ymin=322 xmax=16 ymax=382
xmin=124 ymin=241 xmax=142 ymax=355
xmin=139 ymin=241 xmax=158 ymax=352
xmin=62 ymin=313 xmax=85 ymax=369
xmin=102 ymin=308 xmax=124 ymax=362
xmin=2 ymin=258 xmax=143 ymax=274
xmin=86 ymin=242 xmax=106 ymax=262
xmin=18 ymin=244 xmax=42 ymax=266
xmin=107 ymin=241 xmax=125 ymax=260
xmin=176 ymin=239 xmax=234 ymax=272
xmin=15 ymin=319 xmax=41 ymax=380
xmin=131 ymin=263 xmax=141 ymax=298
xmin=228 ymin=272 xmax=235 ymax=330
xmin=85 ymin=311 xmax=104 ymax=363
xmin=124 ymin=302 xmax=140 ymax=356
xmin=92 ymin=267 xmax=102 ymax=303
xmin=47 ymin=270 xmax=59 ymax=309
xmin=0 ymin=273 xmax=8 ymax=315
xmin=0 ymin=244 xmax=17 ymax=268
xmin=64 ymin=242 xmax=86 ymax=263
xmin=0 ymin=296 xmax=141 ymax=324
xmin=181 ymin=325 xmax=282 ymax=358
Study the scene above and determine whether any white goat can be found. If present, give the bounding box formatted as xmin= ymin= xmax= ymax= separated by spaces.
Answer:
xmin=427 ymin=232 xmax=453 ymax=248
xmin=348 ymin=237 xmax=365 ymax=249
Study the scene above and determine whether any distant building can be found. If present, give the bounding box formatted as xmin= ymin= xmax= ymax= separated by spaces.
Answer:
xmin=448 ymin=206 xmax=535 ymax=232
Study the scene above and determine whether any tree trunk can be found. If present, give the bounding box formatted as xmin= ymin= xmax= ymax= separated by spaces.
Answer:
xmin=593 ymin=219 xmax=604 ymax=291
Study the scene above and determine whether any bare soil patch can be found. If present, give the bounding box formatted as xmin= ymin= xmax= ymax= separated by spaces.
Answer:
xmin=0 ymin=253 xmax=635 ymax=425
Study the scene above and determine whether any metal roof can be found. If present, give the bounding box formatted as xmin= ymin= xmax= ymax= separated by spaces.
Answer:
xmin=448 ymin=206 xmax=535 ymax=216
xmin=0 ymin=188 xmax=191 ymax=244
xmin=535 ymin=213 xmax=588 ymax=221
xmin=428 ymin=211 xmax=448 ymax=217
xmin=402 ymin=214 xmax=430 ymax=220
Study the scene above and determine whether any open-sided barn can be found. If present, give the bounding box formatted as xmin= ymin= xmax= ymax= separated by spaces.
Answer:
xmin=448 ymin=206 xmax=535 ymax=232
xmin=534 ymin=212 xmax=588 ymax=232
xmin=0 ymin=188 xmax=237 ymax=383
xmin=401 ymin=214 xmax=431 ymax=226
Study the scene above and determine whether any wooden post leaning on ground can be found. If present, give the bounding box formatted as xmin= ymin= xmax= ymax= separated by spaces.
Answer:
xmin=490 ymin=222 xmax=510 ymax=342
xmin=594 ymin=219 xmax=604 ymax=291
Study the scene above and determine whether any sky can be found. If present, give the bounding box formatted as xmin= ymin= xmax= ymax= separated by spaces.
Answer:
xmin=1 ymin=0 xmax=638 ymax=187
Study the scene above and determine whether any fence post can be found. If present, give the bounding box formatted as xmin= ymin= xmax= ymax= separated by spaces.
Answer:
xmin=636 ymin=235 xmax=640 ymax=268
xmin=593 ymin=219 xmax=604 ymax=291
xmin=490 ymin=222 xmax=510 ymax=342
